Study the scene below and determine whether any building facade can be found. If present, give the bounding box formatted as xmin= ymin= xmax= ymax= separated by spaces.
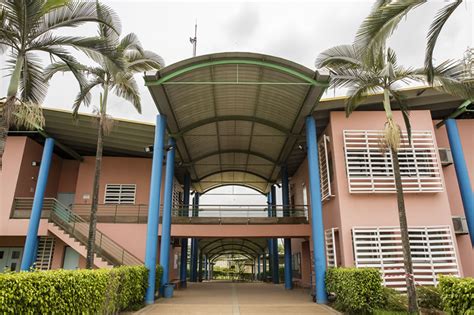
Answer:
xmin=0 ymin=53 xmax=472 ymax=303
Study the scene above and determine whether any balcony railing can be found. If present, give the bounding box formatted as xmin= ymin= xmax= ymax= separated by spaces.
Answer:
xmin=11 ymin=198 xmax=309 ymax=225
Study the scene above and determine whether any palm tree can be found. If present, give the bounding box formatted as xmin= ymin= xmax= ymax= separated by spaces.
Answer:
xmin=355 ymin=0 xmax=469 ymax=85
xmin=45 ymin=10 xmax=163 ymax=268
xmin=0 ymin=0 xmax=118 ymax=169
xmin=315 ymin=45 xmax=468 ymax=313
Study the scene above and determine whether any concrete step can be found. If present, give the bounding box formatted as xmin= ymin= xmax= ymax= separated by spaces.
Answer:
xmin=48 ymin=223 xmax=113 ymax=269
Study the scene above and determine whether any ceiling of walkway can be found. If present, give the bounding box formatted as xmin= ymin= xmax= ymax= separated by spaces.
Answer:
xmin=199 ymin=238 xmax=268 ymax=262
xmin=145 ymin=52 xmax=330 ymax=194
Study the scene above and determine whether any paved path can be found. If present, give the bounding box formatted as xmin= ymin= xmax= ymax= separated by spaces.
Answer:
xmin=135 ymin=281 xmax=338 ymax=315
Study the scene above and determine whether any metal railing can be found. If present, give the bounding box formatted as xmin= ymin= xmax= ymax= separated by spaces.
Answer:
xmin=11 ymin=197 xmax=142 ymax=266
xmin=172 ymin=204 xmax=309 ymax=218
xmin=11 ymin=198 xmax=309 ymax=224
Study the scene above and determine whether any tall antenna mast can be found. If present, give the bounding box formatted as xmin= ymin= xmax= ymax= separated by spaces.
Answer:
xmin=190 ymin=21 xmax=197 ymax=57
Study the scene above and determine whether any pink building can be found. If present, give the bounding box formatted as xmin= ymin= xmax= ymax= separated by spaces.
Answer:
xmin=0 ymin=53 xmax=472 ymax=303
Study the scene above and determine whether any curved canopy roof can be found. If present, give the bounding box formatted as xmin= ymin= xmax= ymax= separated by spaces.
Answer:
xmin=145 ymin=52 xmax=330 ymax=193
xmin=199 ymin=238 xmax=267 ymax=262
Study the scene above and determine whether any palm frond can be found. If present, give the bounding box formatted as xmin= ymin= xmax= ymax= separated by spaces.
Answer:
xmin=32 ymin=1 xmax=119 ymax=41
xmin=126 ymin=50 xmax=164 ymax=73
xmin=19 ymin=53 xmax=49 ymax=104
xmin=96 ymin=0 xmax=121 ymax=46
xmin=315 ymin=44 xmax=362 ymax=69
xmin=119 ymin=33 xmax=143 ymax=54
xmin=28 ymin=34 xmax=114 ymax=67
xmin=112 ymin=74 xmax=141 ymax=113
xmin=72 ymin=78 xmax=102 ymax=116
xmin=355 ymin=0 xmax=424 ymax=65
xmin=345 ymin=83 xmax=381 ymax=117
xmin=425 ymin=0 xmax=462 ymax=84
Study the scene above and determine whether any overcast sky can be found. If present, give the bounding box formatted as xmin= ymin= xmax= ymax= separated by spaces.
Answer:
xmin=1 ymin=0 xmax=472 ymax=125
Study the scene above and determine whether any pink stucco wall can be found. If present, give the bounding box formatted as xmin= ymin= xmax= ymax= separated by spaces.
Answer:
xmin=435 ymin=120 xmax=474 ymax=277
xmin=0 ymin=137 xmax=53 ymax=236
xmin=74 ymin=156 xmax=158 ymax=205
xmin=289 ymin=111 xmax=466 ymax=276
xmin=330 ymin=110 xmax=460 ymax=269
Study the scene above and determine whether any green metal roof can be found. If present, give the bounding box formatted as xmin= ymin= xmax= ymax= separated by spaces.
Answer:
xmin=145 ymin=52 xmax=330 ymax=193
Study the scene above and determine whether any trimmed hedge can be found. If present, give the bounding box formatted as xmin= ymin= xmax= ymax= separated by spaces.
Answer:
xmin=438 ymin=275 xmax=474 ymax=314
xmin=155 ymin=264 xmax=163 ymax=293
xmin=416 ymin=286 xmax=441 ymax=312
xmin=0 ymin=266 xmax=148 ymax=314
xmin=326 ymin=267 xmax=385 ymax=314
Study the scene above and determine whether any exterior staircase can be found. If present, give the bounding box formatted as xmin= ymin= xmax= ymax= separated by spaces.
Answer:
xmin=48 ymin=199 xmax=143 ymax=267
xmin=12 ymin=197 xmax=142 ymax=268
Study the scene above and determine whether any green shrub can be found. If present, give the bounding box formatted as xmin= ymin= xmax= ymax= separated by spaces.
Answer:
xmin=416 ymin=286 xmax=441 ymax=312
xmin=0 ymin=266 xmax=148 ymax=314
xmin=155 ymin=264 xmax=163 ymax=292
xmin=326 ymin=267 xmax=385 ymax=314
xmin=438 ymin=275 xmax=474 ymax=314
xmin=380 ymin=287 xmax=407 ymax=312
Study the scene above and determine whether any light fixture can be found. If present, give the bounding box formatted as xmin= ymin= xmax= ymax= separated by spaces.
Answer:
xmin=298 ymin=144 xmax=304 ymax=151
xmin=144 ymin=145 xmax=153 ymax=153
xmin=165 ymin=144 xmax=175 ymax=151
xmin=31 ymin=161 xmax=40 ymax=167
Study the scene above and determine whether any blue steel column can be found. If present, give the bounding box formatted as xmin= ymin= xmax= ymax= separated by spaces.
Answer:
xmin=159 ymin=137 xmax=176 ymax=297
xmin=180 ymin=173 xmax=191 ymax=287
xmin=257 ymin=255 xmax=261 ymax=280
xmin=266 ymin=193 xmax=273 ymax=282
xmin=190 ymin=193 xmax=200 ymax=282
xmin=445 ymin=119 xmax=474 ymax=245
xmin=144 ymin=115 xmax=166 ymax=303
xmin=20 ymin=138 xmax=55 ymax=271
xmin=262 ymin=253 xmax=267 ymax=280
xmin=282 ymin=165 xmax=293 ymax=289
xmin=204 ymin=255 xmax=208 ymax=280
xmin=270 ymin=185 xmax=279 ymax=284
xmin=306 ymin=115 xmax=327 ymax=304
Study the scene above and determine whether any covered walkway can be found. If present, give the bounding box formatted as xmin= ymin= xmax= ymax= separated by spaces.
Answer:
xmin=135 ymin=282 xmax=338 ymax=315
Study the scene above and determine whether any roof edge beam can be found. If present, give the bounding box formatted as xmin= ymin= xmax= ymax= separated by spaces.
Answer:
xmin=145 ymin=59 xmax=329 ymax=87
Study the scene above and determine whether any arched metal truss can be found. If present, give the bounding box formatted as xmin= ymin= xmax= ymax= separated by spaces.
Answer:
xmin=145 ymin=52 xmax=330 ymax=193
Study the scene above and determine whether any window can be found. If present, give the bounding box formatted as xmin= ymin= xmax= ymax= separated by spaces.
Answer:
xmin=104 ymin=184 xmax=136 ymax=204
xmin=343 ymin=130 xmax=443 ymax=193
xmin=318 ymin=134 xmax=333 ymax=201
xmin=325 ymin=228 xmax=340 ymax=267
xmin=352 ymin=226 xmax=459 ymax=291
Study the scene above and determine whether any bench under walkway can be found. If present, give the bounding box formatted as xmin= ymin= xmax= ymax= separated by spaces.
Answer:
xmin=135 ymin=281 xmax=339 ymax=315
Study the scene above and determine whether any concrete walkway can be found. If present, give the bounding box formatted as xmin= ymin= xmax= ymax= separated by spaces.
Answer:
xmin=135 ymin=281 xmax=338 ymax=315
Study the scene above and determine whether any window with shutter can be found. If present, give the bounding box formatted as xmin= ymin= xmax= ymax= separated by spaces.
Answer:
xmin=104 ymin=184 xmax=136 ymax=204
xmin=343 ymin=130 xmax=443 ymax=193
xmin=352 ymin=226 xmax=459 ymax=290
xmin=318 ymin=134 xmax=333 ymax=202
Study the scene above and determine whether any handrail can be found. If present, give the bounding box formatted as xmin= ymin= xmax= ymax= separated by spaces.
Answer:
xmin=11 ymin=198 xmax=309 ymax=223
xmin=11 ymin=197 xmax=142 ymax=266
xmin=49 ymin=199 xmax=142 ymax=266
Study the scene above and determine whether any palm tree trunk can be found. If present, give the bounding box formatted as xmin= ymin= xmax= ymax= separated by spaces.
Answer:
xmin=391 ymin=147 xmax=418 ymax=313
xmin=0 ymin=55 xmax=24 ymax=170
xmin=86 ymin=85 xmax=108 ymax=269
